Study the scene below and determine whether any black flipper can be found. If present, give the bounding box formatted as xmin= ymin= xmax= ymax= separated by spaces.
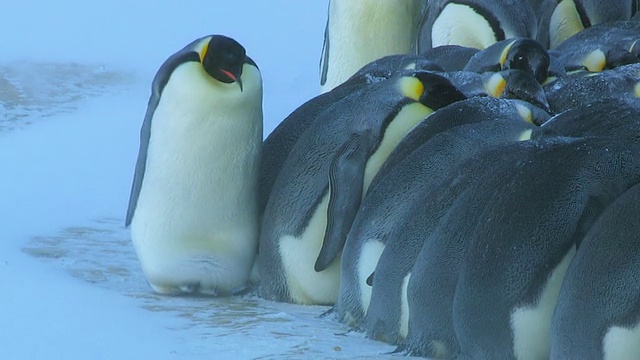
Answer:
xmin=315 ymin=133 xmax=371 ymax=272
xmin=319 ymin=1 xmax=331 ymax=86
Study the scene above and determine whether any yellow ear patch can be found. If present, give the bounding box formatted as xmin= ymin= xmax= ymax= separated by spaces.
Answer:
xmin=196 ymin=36 xmax=212 ymax=63
xmin=486 ymin=73 xmax=507 ymax=98
xmin=629 ymin=40 xmax=639 ymax=53
xmin=499 ymin=40 xmax=518 ymax=66
xmin=398 ymin=76 xmax=424 ymax=101
xmin=582 ymin=49 xmax=606 ymax=72
xmin=199 ymin=42 xmax=209 ymax=63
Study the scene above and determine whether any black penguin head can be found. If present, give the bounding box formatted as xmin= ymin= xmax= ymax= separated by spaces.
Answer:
xmin=201 ymin=35 xmax=247 ymax=91
xmin=500 ymin=69 xmax=551 ymax=113
xmin=411 ymin=71 xmax=467 ymax=111
xmin=503 ymin=39 xmax=550 ymax=84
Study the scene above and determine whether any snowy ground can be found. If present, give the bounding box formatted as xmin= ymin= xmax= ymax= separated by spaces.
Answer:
xmin=0 ymin=1 xmax=411 ymax=359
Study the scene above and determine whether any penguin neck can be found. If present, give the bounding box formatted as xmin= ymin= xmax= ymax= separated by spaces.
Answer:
xmin=156 ymin=62 xmax=262 ymax=133
xmin=362 ymin=102 xmax=432 ymax=195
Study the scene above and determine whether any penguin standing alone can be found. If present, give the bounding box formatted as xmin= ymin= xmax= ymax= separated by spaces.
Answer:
xmin=126 ymin=35 xmax=263 ymax=296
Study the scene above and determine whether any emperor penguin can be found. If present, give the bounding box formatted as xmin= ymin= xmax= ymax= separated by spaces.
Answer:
xmin=463 ymin=37 xmax=550 ymax=83
xmin=551 ymin=22 xmax=640 ymax=73
xmin=336 ymin=97 xmax=536 ymax=331
xmin=258 ymin=71 xmax=466 ymax=305
xmin=546 ymin=0 xmax=638 ymax=49
xmin=259 ymin=54 xmax=443 ymax=218
xmin=551 ymin=182 xmax=640 ymax=359
xmin=320 ymin=0 xmax=425 ymax=92
xmin=125 ymin=35 xmax=263 ymax=295
xmin=398 ymin=140 xmax=534 ymax=358
xmin=450 ymin=109 xmax=640 ymax=359
xmin=404 ymin=97 xmax=640 ymax=359
xmin=417 ymin=0 xmax=538 ymax=52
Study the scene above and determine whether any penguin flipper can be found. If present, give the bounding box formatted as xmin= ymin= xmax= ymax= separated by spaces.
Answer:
xmin=124 ymin=46 xmax=200 ymax=226
xmin=315 ymin=133 xmax=370 ymax=272
xmin=319 ymin=1 xmax=331 ymax=86
xmin=125 ymin=96 xmax=156 ymax=226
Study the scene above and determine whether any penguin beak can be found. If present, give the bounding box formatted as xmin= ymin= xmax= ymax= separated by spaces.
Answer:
xmin=220 ymin=69 xmax=244 ymax=92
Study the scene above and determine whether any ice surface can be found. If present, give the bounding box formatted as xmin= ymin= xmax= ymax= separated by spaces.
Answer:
xmin=0 ymin=1 xmax=412 ymax=359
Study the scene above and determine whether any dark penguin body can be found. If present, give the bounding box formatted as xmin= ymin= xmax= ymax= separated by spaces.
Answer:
xmin=539 ymin=97 xmax=640 ymax=358
xmin=336 ymin=97 xmax=535 ymax=330
xmin=406 ymin=98 xmax=640 ymax=359
xmin=421 ymin=45 xmax=480 ymax=71
xmin=259 ymin=54 xmax=443 ymax=218
xmin=258 ymin=71 xmax=466 ymax=305
xmin=543 ymin=63 xmax=640 ymax=114
xmin=451 ymin=140 xmax=638 ymax=359
xmin=552 ymin=22 xmax=640 ymax=72
xmin=417 ymin=0 xmax=538 ymax=51
xmin=463 ymin=37 xmax=550 ymax=83
xmin=401 ymin=140 xmax=540 ymax=359
xmin=360 ymin=100 xmax=536 ymax=345
xmin=536 ymin=97 xmax=640 ymax=139
xmin=551 ymin=182 xmax=640 ymax=359
xmin=451 ymin=104 xmax=640 ymax=359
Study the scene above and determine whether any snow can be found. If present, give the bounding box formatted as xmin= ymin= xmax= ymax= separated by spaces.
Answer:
xmin=0 ymin=1 xmax=407 ymax=359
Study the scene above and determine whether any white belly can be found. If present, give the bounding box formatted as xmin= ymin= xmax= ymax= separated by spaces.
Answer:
xmin=359 ymin=238 xmax=386 ymax=315
xmin=279 ymin=193 xmax=341 ymax=305
xmin=130 ymin=63 xmax=262 ymax=295
xmin=511 ymin=245 xmax=576 ymax=360
xmin=400 ymin=272 xmax=412 ymax=339
xmin=604 ymin=321 xmax=640 ymax=360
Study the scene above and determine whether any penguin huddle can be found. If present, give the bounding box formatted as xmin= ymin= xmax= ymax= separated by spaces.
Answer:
xmin=125 ymin=1 xmax=640 ymax=359
xmin=258 ymin=2 xmax=640 ymax=359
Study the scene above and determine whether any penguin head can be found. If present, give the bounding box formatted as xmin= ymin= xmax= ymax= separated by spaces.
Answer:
xmin=150 ymin=34 xmax=258 ymax=99
xmin=495 ymin=70 xmax=551 ymax=113
xmin=200 ymin=35 xmax=249 ymax=91
xmin=502 ymin=39 xmax=550 ymax=84
xmin=408 ymin=71 xmax=467 ymax=110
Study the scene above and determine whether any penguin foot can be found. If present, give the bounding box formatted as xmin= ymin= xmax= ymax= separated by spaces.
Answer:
xmin=319 ymin=306 xmax=336 ymax=318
